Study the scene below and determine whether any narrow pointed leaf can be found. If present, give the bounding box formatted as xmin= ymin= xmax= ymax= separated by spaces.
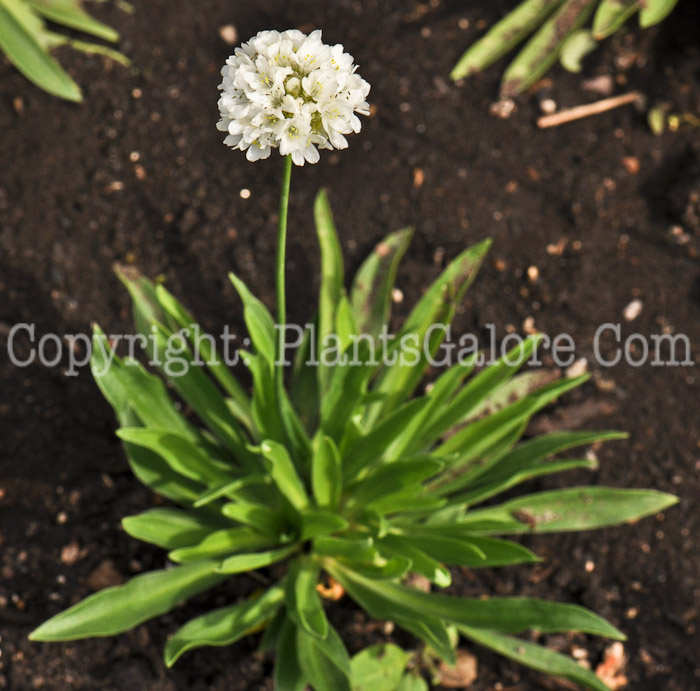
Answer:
xmin=500 ymin=0 xmax=597 ymax=98
xmin=451 ymin=0 xmax=566 ymax=79
xmin=639 ymin=0 xmax=679 ymax=27
xmin=343 ymin=398 xmax=433 ymax=480
xmin=312 ymin=436 xmax=342 ymax=508
xmin=29 ymin=562 xmax=226 ymax=641
xmin=463 ymin=487 xmax=679 ymax=534
xmin=0 ymin=1 xmax=82 ymax=101
xmin=328 ymin=563 xmax=625 ymax=639
xmin=168 ymin=527 xmax=273 ymax=563
xmin=164 ymin=585 xmax=285 ymax=666
xmin=366 ymin=239 xmax=492 ymax=425
xmin=592 ymin=0 xmax=640 ymax=39
xmin=460 ymin=626 xmax=613 ymax=691
xmin=405 ymin=533 xmax=540 ymax=568
xmin=116 ymin=427 xmax=229 ymax=485
xmin=221 ymin=501 xmax=285 ymax=536
xmin=379 ymin=535 xmax=452 ymax=587
xmin=261 ymin=440 xmax=310 ymax=511
xmin=315 ymin=190 xmax=345 ymax=394
xmin=122 ymin=508 xmax=224 ymax=550
xmin=300 ymin=511 xmax=348 ymax=540
xmin=297 ymin=625 xmax=352 ymax=691
xmin=275 ymin=617 xmax=307 ymax=691
xmin=217 ymin=545 xmax=297 ymax=574
xmin=286 ymin=557 xmax=328 ymax=638
xmin=28 ymin=0 xmax=119 ymax=42
xmin=350 ymin=227 xmax=413 ymax=340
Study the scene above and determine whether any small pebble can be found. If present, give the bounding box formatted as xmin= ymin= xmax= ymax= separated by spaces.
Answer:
xmin=566 ymin=358 xmax=588 ymax=379
xmin=489 ymin=99 xmax=516 ymax=119
xmin=581 ymin=74 xmax=614 ymax=96
xmin=413 ymin=167 xmax=425 ymax=188
xmin=60 ymin=541 xmax=81 ymax=566
xmin=219 ymin=24 xmax=238 ymax=45
xmin=540 ymin=98 xmax=557 ymax=114
xmin=623 ymin=299 xmax=643 ymax=322
xmin=622 ymin=156 xmax=640 ymax=175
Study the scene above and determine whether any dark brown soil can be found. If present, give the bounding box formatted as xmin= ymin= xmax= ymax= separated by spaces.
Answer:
xmin=1 ymin=1 xmax=699 ymax=689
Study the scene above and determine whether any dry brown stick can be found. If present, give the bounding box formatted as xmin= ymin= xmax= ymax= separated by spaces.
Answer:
xmin=537 ymin=91 xmax=644 ymax=129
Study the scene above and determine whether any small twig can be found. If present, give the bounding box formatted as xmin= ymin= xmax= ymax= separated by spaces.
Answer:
xmin=537 ymin=91 xmax=643 ymax=129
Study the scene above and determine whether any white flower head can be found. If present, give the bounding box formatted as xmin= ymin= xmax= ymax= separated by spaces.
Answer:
xmin=217 ymin=29 xmax=371 ymax=166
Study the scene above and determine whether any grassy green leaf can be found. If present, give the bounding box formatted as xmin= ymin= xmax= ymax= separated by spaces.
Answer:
xmin=221 ymin=501 xmax=285 ymax=537
xmin=314 ymin=535 xmax=377 ymax=561
xmin=275 ymin=616 xmax=307 ymax=691
xmin=639 ymin=0 xmax=679 ymax=27
xmin=347 ymin=457 xmax=443 ymax=508
xmin=366 ymin=239 xmax=492 ymax=426
xmin=500 ymin=0 xmax=597 ymax=98
xmin=300 ymin=510 xmax=348 ymax=541
xmin=0 ymin=0 xmax=82 ymax=101
xmin=154 ymin=283 xmax=252 ymax=425
xmin=592 ymin=0 xmax=640 ymax=39
xmin=378 ymin=534 xmax=452 ymax=587
xmin=286 ymin=557 xmax=328 ymax=638
xmin=29 ymin=561 xmax=226 ymax=641
xmin=329 ymin=563 xmax=625 ymax=640
xmin=335 ymin=294 xmax=359 ymax=353
xmin=164 ymin=585 xmax=284 ymax=666
xmin=432 ymin=375 xmax=588 ymax=494
xmin=315 ymin=190 xmax=345 ymax=394
xmin=342 ymin=398 xmax=433 ymax=481
xmin=417 ymin=336 xmax=540 ymax=450
xmin=326 ymin=563 xmax=456 ymax=662
xmin=344 ymin=554 xmax=412 ymax=580
xmin=455 ymin=430 xmax=626 ymax=506
xmin=559 ymin=29 xmax=597 ymax=73
xmin=460 ymin=626 xmax=613 ymax=691
xmin=168 ymin=527 xmax=273 ymax=563
xmin=193 ymin=475 xmax=269 ymax=508
xmin=91 ymin=327 xmax=196 ymax=440
xmin=122 ymin=508 xmax=224 ymax=550
xmin=116 ymin=427 xmax=229 ymax=486
xmin=229 ymin=272 xmax=277 ymax=365
xmin=405 ymin=533 xmax=540 ymax=568
xmin=28 ymin=0 xmax=119 ymax=41
xmin=351 ymin=643 xmax=410 ymax=691
xmin=320 ymin=340 xmax=375 ymax=444
xmin=216 ymin=545 xmax=297 ymax=574
xmin=396 ymin=673 xmax=429 ymax=691
xmin=451 ymin=0 xmax=566 ymax=79
xmin=463 ymin=487 xmax=679 ymax=534
xmin=261 ymin=440 xmax=310 ymax=511
xmin=148 ymin=324 xmax=254 ymax=465
xmin=350 ymin=227 xmax=413 ymax=340
xmin=297 ymin=625 xmax=352 ymax=691
xmin=312 ymin=436 xmax=342 ymax=508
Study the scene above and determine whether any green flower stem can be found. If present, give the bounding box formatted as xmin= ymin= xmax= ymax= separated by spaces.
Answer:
xmin=276 ymin=155 xmax=293 ymax=330
xmin=276 ymin=155 xmax=293 ymax=432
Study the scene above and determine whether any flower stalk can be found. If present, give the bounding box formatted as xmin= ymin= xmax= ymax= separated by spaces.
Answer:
xmin=276 ymin=154 xmax=293 ymax=392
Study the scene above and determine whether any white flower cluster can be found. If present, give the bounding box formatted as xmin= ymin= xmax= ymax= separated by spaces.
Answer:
xmin=217 ymin=29 xmax=371 ymax=166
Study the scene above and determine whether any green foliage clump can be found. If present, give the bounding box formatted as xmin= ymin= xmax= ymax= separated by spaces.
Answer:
xmin=452 ymin=0 xmax=680 ymax=97
xmin=30 ymin=191 xmax=676 ymax=690
xmin=0 ymin=0 xmax=128 ymax=102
